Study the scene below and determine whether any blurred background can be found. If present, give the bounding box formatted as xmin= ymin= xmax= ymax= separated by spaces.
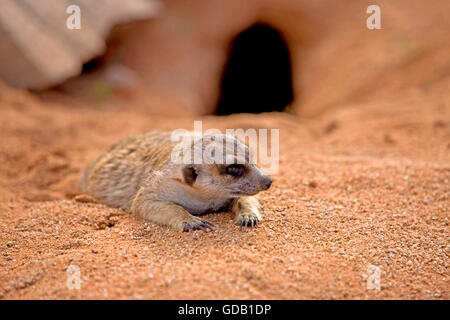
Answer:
xmin=2 ymin=0 xmax=449 ymax=117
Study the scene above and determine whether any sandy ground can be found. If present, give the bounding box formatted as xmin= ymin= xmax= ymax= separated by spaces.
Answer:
xmin=0 ymin=74 xmax=448 ymax=299
xmin=0 ymin=0 xmax=449 ymax=300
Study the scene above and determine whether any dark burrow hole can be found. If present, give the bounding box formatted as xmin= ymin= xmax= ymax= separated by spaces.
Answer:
xmin=82 ymin=57 xmax=104 ymax=73
xmin=216 ymin=23 xmax=294 ymax=115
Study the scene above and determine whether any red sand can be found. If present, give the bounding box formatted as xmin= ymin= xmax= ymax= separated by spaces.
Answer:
xmin=0 ymin=78 xmax=448 ymax=299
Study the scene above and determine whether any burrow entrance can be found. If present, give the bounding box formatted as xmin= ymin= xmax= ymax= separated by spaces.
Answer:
xmin=216 ymin=23 xmax=294 ymax=115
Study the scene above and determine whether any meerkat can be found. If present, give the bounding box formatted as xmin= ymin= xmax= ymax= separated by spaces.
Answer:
xmin=79 ymin=131 xmax=272 ymax=231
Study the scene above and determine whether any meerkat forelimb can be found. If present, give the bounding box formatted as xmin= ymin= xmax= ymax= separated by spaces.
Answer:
xmin=131 ymin=187 xmax=214 ymax=232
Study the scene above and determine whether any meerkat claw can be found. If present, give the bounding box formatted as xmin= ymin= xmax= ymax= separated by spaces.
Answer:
xmin=237 ymin=215 xmax=259 ymax=229
xmin=200 ymin=220 xmax=215 ymax=231
xmin=182 ymin=218 xmax=215 ymax=232
xmin=201 ymin=220 xmax=216 ymax=229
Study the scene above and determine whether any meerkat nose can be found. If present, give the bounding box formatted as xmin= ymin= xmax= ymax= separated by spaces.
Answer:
xmin=261 ymin=176 xmax=272 ymax=190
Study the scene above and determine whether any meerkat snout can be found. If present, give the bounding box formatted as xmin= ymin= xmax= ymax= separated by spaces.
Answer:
xmin=246 ymin=164 xmax=272 ymax=190
xmin=260 ymin=174 xmax=272 ymax=190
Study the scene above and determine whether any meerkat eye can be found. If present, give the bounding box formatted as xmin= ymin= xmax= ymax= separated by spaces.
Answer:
xmin=225 ymin=164 xmax=244 ymax=177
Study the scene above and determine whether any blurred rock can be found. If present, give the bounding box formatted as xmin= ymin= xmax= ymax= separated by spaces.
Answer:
xmin=0 ymin=0 xmax=161 ymax=90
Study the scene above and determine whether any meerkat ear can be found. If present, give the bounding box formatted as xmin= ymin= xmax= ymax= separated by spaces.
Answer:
xmin=182 ymin=165 xmax=198 ymax=185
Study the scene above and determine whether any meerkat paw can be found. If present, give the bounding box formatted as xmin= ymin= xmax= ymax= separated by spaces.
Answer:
xmin=235 ymin=213 xmax=259 ymax=229
xmin=182 ymin=216 xmax=215 ymax=232
xmin=230 ymin=196 xmax=261 ymax=229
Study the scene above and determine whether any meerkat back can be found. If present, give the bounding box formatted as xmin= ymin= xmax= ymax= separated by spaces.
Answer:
xmin=79 ymin=132 xmax=175 ymax=210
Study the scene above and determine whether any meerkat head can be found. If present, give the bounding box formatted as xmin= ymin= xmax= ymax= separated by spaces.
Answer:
xmin=180 ymin=133 xmax=272 ymax=198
